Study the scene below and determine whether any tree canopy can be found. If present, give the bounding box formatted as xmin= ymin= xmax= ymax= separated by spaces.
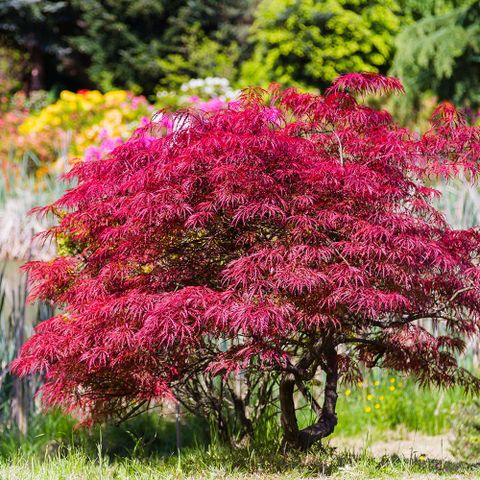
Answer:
xmin=69 ymin=0 xmax=254 ymax=93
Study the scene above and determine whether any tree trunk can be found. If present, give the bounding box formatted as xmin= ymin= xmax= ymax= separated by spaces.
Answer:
xmin=29 ymin=46 xmax=44 ymax=92
xmin=229 ymin=386 xmax=254 ymax=438
xmin=280 ymin=345 xmax=339 ymax=450
xmin=279 ymin=372 xmax=299 ymax=446
xmin=23 ymin=37 xmax=44 ymax=94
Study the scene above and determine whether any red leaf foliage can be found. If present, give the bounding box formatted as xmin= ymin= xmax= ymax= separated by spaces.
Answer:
xmin=11 ymin=73 xmax=480 ymax=423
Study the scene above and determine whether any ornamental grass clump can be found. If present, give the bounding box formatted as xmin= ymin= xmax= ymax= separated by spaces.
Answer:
xmin=12 ymin=73 xmax=480 ymax=450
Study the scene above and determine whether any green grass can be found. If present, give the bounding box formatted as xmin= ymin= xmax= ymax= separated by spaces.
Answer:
xmin=330 ymin=370 xmax=468 ymax=440
xmin=0 ymin=410 xmax=209 ymax=459
xmin=0 ymin=403 xmax=478 ymax=479
xmin=0 ymin=445 xmax=478 ymax=479
xmin=1 ymin=368 xmax=479 ymax=478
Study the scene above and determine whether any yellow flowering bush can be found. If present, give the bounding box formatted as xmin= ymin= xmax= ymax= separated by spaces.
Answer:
xmin=19 ymin=89 xmax=153 ymax=164
xmin=0 ymin=91 xmax=56 ymax=180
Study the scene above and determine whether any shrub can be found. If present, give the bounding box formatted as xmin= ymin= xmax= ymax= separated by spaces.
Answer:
xmin=19 ymin=89 xmax=153 ymax=163
xmin=12 ymin=73 xmax=480 ymax=450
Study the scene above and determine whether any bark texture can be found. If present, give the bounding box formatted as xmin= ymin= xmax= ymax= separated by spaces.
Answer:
xmin=280 ymin=345 xmax=338 ymax=450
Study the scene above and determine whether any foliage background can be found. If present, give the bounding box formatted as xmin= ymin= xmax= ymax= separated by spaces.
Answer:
xmin=1 ymin=0 xmax=479 ymax=110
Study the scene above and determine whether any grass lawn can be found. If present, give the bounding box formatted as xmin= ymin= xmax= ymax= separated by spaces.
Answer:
xmin=0 ymin=374 xmax=477 ymax=479
xmin=0 ymin=439 xmax=478 ymax=480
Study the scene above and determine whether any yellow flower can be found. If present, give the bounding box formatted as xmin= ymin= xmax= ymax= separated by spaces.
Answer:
xmin=419 ymin=455 xmax=427 ymax=462
xmin=60 ymin=90 xmax=78 ymax=102
xmin=374 ymin=380 xmax=380 ymax=386
xmin=364 ymin=407 xmax=372 ymax=413
xmin=35 ymin=165 xmax=51 ymax=179
xmin=50 ymin=116 xmax=62 ymax=127
xmin=389 ymin=378 xmax=396 ymax=383
xmin=345 ymin=389 xmax=351 ymax=396
xmin=379 ymin=395 xmax=385 ymax=401
xmin=357 ymin=381 xmax=363 ymax=388
xmin=389 ymin=385 xmax=395 ymax=391
xmin=374 ymin=403 xmax=380 ymax=409
xmin=104 ymin=109 xmax=123 ymax=126
xmin=367 ymin=394 xmax=373 ymax=400
xmin=105 ymin=90 xmax=128 ymax=105
xmin=84 ymin=90 xmax=104 ymax=104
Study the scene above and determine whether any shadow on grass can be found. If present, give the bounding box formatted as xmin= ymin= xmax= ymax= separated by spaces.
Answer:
xmin=163 ymin=444 xmax=480 ymax=477
xmin=0 ymin=409 xmax=210 ymax=460
xmin=2 ymin=411 xmax=479 ymax=477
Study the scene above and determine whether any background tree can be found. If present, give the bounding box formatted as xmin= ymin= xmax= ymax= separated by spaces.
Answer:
xmin=241 ymin=0 xmax=401 ymax=89
xmin=12 ymin=73 xmax=480 ymax=449
xmin=69 ymin=0 xmax=255 ymax=94
xmin=0 ymin=0 xmax=255 ymax=95
xmin=155 ymin=24 xmax=241 ymax=90
xmin=0 ymin=0 xmax=86 ymax=92
xmin=391 ymin=0 xmax=480 ymax=112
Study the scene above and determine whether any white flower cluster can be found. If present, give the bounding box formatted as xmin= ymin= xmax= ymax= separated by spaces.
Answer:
xmin=179 ymin=77 xmax=238 ymax=101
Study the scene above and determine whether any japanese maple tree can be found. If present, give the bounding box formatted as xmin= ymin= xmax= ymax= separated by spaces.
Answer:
xmin=12 ymin=73 xmax=480 ymax=449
